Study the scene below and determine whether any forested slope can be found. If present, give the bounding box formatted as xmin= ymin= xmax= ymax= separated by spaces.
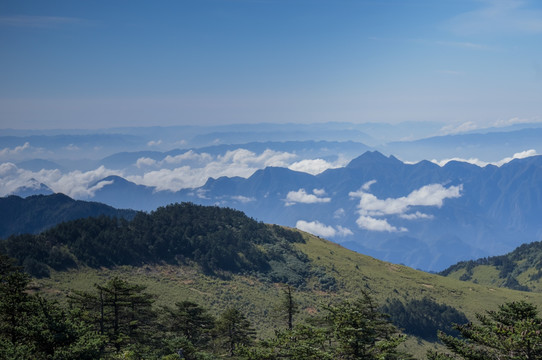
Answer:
xmin=0 ymin=202 xmax=330 ymax=288
xmin=441 ymin=240 xmax=542 ymax=292
xmin=0 ymin=193 xmax=137 ymax=238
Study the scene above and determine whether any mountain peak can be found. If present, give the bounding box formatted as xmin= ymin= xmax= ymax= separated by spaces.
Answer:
xmin=346 ymin=151 xmax=402 ymax=168
xmin=9 ymin=178 xmax=53 ymax=198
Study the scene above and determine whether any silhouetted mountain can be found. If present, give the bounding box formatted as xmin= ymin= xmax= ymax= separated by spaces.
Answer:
xmin=91 ymin=175 xmax=184 ymax=211
xmin=0 ymin=193 xmax=137 ymax=238
xmin=79 ymin=151 xmax=542 ymax=271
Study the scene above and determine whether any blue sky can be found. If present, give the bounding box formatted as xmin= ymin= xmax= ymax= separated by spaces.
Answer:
xmin=1 ymin=0 xmax=541 ymax=129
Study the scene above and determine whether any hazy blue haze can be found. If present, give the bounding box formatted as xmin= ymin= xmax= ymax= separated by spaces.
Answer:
xmin=1 ymin=0 xmax=541 ymax=129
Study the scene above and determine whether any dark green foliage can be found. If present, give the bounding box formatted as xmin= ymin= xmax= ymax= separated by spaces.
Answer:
xmin=323 ymin=292 xmax=413 ymax=360
xmin=68 ymin=276 xmax=156 ymax=354
xmin=0 ymin=193 xmax=137 ymax=239
xmin=502 ymin=275 xmax=530 ymax=291
xmin=242 ymin=324 xmax=332 ymax=360
xmin=0 ymin=203 xmax=310 ymax=283
xmin=0 ymin=254 xmax=104 ymax=359
xmin=436 ymin=301 xmax=542 ymax=360
xmin=381 ymin=297 xmax=468 ymax=341
xmin=277 ymin=285 xmax=298 ymax=330
xmin=215 ymin=307 xmax=256 ymax=357
xmin=161 ymin=301 xmax=216 ymax=349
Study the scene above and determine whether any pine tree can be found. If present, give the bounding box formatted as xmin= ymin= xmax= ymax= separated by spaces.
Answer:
xmin=0 ymin=254 xmax=103 ymax=359
xmin=215 ymin=307 xmax=255 ymax=357
xmin=280 ymin=285 xmax=298 ymax=330
xmin=69 ymin=276 xmax=155 ymax=354
xmin=162 ymin=300 xmax=215 ymax=348
xmin=436 ymin=300 xmax=542 ymax=360
xmin=324 ymin=292 xmax=412 ymax=360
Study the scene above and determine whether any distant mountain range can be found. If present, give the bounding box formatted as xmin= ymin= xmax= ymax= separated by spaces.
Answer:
xmin=60 ymin=150 xmax=540 ymax=272
xmin=2 ymin=123 xmax=542 ymax=272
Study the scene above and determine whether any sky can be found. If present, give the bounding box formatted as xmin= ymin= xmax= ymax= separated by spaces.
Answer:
xmin=1 ymin=0 xmax=542 ymax=130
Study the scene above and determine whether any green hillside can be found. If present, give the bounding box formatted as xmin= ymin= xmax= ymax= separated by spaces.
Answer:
xmin=32 ymin=231 xmax=542 ymax=357
xmin=440 ymin=241 xmax=542 ymax=292
xmin=3 ymin=202 xmax=542 ymax=358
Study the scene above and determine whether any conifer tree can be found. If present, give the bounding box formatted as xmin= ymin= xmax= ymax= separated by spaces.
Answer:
xmin=435 ymin=301 xmax=542 ymax=360
xmin=215 ymin=307 xmax=255 ymax=357
xmin=69 ymin=276 xmax=155 ymax=354
xmin=162 ymin=300 xmax=215 ymax=349
xmin=324 ymin=292 xmax=412 ymax=360
xmin=280 ymin=285 xmax=298 ymax=330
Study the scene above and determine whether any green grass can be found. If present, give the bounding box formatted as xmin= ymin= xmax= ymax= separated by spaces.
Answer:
xmin=32 ymin=229 xmax=542 ymax=358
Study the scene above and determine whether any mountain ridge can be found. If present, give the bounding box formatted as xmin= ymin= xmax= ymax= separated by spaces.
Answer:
xmin=0 ymin=193 xmax=137 ymax=239
xmin=10 ymin=150 xmax=542 ymax=272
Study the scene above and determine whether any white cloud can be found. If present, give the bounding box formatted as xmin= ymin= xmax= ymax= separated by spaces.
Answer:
xmin=336 ymin=225 xmax=354 ymax=237
xmin=349 ymin=181 xmax=462 ymax=232
xmin=361 ymin=180 xmax=377 ymax=191
xmin=147 ymin=140 xmax=163 ymax=147
xmin=129 ymin=149 xmax=297 ymax=192
xmin=288 ymin=159 xmax=334 ymax=175
xmin=87 ymin=179 xmax=114 ymax=194
xmin=0 ymin=142 xmax=31 ymax=158
xmin=440 ymin=121 xmax=478 ymax=135
xmin=334 ymin=208 xmax=346 ymax=219
xmin=219 ymin=148 xmax=295 ymax=168
xmin=494 ymin=149 xmax=538 ymax=166
xmin=399 ymin=211 xmax=434 ymax=220
xmin=65 ymin=144 xmax=80 ymax=151
xmin=231 ymin=195 xmax=256 ymax=203
xmin=288 ymin=156 xmax=349 ymax=175
xmin=295 ymin=220 xmax=352 ymax=238
xmin=136 ymin=157 xmax=157 ymax=168
xmin=162 ymin=151 xmax=212 ymax=165
xmin=285 ymin=188 xmax=331 ymax=206
xmin=312 ymin=188 xmax=327 ymax=196
xmin=0 ymin=162 xmax=18 ymax=176
xmin=356 ymin=215 xmax=407 ymax=233
xmin=493 ymin=116 xmax=542 ymax=127
xmin=0 ymin=163 xmax=122 ymax=198
xmin=432 ymin=149 xmax=538 ymax=167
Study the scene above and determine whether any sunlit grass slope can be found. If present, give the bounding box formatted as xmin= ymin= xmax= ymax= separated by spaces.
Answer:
xmin=34 ymin=229 xmax=542 ymax=358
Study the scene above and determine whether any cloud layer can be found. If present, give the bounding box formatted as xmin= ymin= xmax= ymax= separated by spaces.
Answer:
xmin=295 ymin=220 xmax=353 ymax=238
xmin=0 ymin=163 xmax=121 ymax=198
xmin=349 ymin=180 xmax=462 ymax=232
xmin=285 ymin=188 xmax=331 ymax=206
xmin=432 ymin=149 xmax=538 ymax=167
xmin=0 ymin=147 xmax=351 ymax=198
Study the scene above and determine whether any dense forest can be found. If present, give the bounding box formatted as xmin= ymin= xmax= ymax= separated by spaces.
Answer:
xmin=0 ymin=202 xmax=334 ymax=289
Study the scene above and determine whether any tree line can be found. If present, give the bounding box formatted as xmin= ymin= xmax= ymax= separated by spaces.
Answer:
xmin=0 ymin=203 xmax=334 ymax=289
xmin=3 ymin=253 xmax=542 ymax=359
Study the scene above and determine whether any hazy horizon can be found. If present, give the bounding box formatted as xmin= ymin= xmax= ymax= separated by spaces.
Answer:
xmin=1 ymin=0 xmax=541 ymax=131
